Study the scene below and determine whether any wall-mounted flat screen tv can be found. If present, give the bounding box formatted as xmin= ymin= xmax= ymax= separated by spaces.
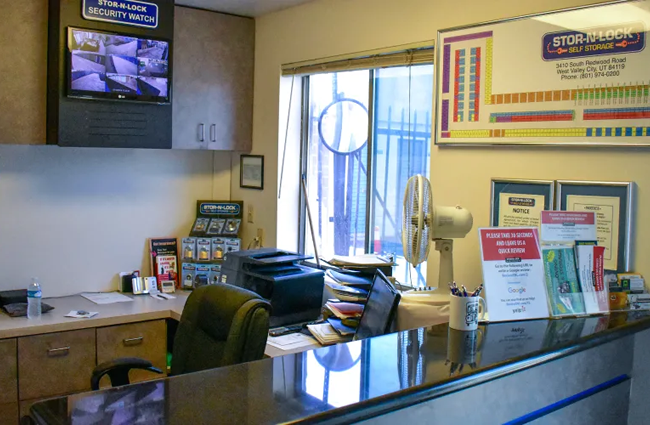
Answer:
xmin=68 ymin=27 xmax=171 ymax=104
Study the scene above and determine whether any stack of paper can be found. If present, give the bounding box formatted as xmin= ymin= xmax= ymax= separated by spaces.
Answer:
xmin=267 ymin=333 xmax=319 ymax=351
xmin=328 ymin=254 xmax=393 ymax=267
xmin=81 ymin=292 xmax=134 ymax=305
xmin=325 ymin=280 xmax=368 ymax=302
xmin=307 ymin=323 xmax=353 ymax=346
xmin=323 ymin=302 xmax=363 ymax=320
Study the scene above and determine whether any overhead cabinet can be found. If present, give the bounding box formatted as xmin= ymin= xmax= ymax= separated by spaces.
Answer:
xmin=173 ymin=7 xmax=254 ymax=151
xmin=0 ymin=0 xmax=47 ymax=145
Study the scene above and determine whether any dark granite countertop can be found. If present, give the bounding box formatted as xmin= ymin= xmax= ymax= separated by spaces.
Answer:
xmin=32 ymin=310 xmax=650 ymax=425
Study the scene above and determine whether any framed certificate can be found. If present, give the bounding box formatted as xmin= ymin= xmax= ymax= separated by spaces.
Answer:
xmin=556 ymin=180 xmax=635 ymax=272
xmin=490 ymin=178 xmax=554 ymax=229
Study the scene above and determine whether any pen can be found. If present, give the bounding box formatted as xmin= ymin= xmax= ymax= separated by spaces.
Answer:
xmin=461 ymin=285 xmax=468 ymax=297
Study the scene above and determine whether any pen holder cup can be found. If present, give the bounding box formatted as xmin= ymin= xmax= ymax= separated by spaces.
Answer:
xmin=449 ymin=294 xmax=486 ymax=331
xmin=447 ymin=327 xmax=484 ymax=365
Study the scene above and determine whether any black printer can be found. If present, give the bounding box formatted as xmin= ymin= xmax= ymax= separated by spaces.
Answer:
xmin=220 ymin=248 xmax=324 ymax=327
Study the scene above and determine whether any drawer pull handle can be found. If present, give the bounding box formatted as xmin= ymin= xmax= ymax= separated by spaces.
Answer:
xmin=47 ymin=346 xmax=70 ymax=356
xmin=199 ymin=123 xmax=205 ymax=142
xmin=123 ymin=336 xmax=144 ymax=346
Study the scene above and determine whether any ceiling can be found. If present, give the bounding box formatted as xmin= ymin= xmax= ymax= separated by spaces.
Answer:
xmin=175 ymin=0 xmax=317 ymax=17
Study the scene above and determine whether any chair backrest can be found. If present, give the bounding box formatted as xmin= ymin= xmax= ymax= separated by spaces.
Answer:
xmin=170 ymin=284 xmax=271 ymax=376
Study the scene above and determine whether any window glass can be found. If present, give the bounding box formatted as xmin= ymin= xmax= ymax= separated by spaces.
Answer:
xmin=371 ymin=65 xmax=433 ymax=287
xmin=302 ymin=65 xmax=434 ymax=287
xmin=305 ymin=70 xmax=370 ymax=259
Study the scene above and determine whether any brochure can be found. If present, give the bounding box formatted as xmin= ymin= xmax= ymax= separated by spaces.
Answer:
xmin=149 ymin=237 xmax=179 ymax=288
xmin=479 ymin=227 xmax=550 ymax=322
xmin=542 ymin=246 xmax=585 ymax=316
xmin=540 ymin=211 xmax=597 ymax=243
xmin=575 ymin=245 xmax=608 ymax=314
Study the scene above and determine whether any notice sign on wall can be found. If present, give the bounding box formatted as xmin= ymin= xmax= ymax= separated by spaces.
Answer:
xmin=83 ymin=0 xmax=159 ymax=29
xmin=479 ymin=227 xmax=549 ymax=322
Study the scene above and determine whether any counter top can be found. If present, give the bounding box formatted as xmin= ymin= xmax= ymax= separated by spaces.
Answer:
xmin=0 ymin=292 xmax=190 ymax=339
xmin=31 ymin=310 xmax=650 ymax=425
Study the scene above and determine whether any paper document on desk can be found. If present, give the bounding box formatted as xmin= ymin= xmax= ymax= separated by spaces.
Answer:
xmin=81 ymin=292 xmax=134 ymax=305
xmin=307 ymin=323 xmax=352 ymax=346
xmin=328 ymin=254 xmax=393 ymax=267
xmin=267 ymin=333 xmax=318 ymax=351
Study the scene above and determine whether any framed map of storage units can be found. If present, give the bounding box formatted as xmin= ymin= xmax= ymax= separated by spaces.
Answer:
xmin=435 ymin=0 xmax=650 ymax=146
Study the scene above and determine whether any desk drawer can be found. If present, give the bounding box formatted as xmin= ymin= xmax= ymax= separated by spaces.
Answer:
xmin=18 ymin=329 xmax=96 ymax=400
xmin=0 ymin=339 xmax=17 ymax=404
xmin=97 ymin=320 xmax=167 ymax=385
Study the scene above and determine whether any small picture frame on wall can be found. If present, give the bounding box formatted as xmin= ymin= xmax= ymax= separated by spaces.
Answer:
xmin=240 ymin=155 xmax=264 ymax=190
xmin=556 ymin=180 xmax=635 ymax=273
xmin=490 ymin=178 xmax=554 ymax=228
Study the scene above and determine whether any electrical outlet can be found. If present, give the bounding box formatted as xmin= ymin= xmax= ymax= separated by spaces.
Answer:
xmin=257 ymin=228 xmax=264 ymax=246
xmin=247 ymin=205 xmax=254 ymax=223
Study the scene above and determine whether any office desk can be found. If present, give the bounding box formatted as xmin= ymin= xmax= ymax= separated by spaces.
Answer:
xmin=0 ymin=289 xmax=321 ymax=423
xmin=0 ymin=292 xmax=190 ymax=340
xmin=30 ymin=311 xmax=650 ymax=424
xmin=0 ymin=291 xmax=317 ymax=357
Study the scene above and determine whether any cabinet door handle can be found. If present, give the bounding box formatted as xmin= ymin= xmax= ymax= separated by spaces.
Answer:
xmin=210 ymin=124 xmax=216 ymax=142
xmin=123 ymin=336 xmax=144 ymax=346
xmin=198 ymin=123 xmax=205 ymax=142
xmin=47 ymin=346 xmax=70 ymax=356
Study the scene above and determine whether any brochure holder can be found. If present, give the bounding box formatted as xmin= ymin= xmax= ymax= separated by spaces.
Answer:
xmin=546 ymin=288 xmax=610 ymax=318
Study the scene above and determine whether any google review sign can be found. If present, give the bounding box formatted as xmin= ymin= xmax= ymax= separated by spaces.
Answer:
xmin=83 ymin=0 xmax=158 ymax=29
xmin=478 ymin=227 xmax=550 ymax=322
xmin=542 ymin=22 xmax=646 ymax=60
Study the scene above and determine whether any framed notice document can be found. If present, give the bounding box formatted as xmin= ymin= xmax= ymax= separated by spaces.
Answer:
xmin=435 ymin=0 xmax=650 ymax=146
xmin=556 ymin=180 xmax=634 ymax=272
xmin=490 ymin=179 xmax=554 ymax=229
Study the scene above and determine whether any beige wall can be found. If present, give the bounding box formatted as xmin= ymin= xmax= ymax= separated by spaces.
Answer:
xmin=0 ymin=146 xmax=231 ymax=297
xmin=240 ymin=0 xmax=649 ymax=287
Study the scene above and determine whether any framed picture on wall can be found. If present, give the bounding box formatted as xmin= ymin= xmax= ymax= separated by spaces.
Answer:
xmin=434 ymin=1 xmax=650 ymax=146
xmin=240 ymin=155 xmax=264 ymax=190
xmin=556 ymin=180 xmax=635 ymax=272
xmin=490 ymin=178 xmax=554 ymax=228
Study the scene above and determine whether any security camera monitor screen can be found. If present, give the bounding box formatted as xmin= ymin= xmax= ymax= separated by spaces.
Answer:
xmin=354 ymin=270 xmax=401 ymax=341
xmin=68 ymin=27 xmax=170 ymax=104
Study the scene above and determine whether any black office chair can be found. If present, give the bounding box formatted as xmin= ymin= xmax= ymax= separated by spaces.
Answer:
xmin=90 ymin=284 xmax=271 ymax=389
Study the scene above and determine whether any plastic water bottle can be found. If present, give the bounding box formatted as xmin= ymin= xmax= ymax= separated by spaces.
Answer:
xmin=27 ymin=278 xmax=42 ymax=319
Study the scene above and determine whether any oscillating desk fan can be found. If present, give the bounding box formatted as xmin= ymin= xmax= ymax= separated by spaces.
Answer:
xmin=402 ymin=175 xmax=473 ymax=288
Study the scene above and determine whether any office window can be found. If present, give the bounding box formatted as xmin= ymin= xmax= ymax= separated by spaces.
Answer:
xmin=301 ymin=64 xmax=433 ymax=286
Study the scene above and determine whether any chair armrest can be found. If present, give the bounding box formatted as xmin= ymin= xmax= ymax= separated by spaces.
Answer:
xmin=91 ymin=357 xmax=163 ymax=390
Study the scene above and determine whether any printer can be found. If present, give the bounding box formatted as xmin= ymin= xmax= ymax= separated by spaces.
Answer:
xmin=220 ymin=248 xmax=324 ymax=327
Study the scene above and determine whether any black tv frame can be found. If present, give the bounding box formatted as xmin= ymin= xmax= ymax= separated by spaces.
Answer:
xmin=67 ymin=26 xmax=172 ymax=105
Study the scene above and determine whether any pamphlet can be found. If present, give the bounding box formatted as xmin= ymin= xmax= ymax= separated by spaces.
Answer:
xmin=149 ymin=237 xmax=179 ymax=288
xmin=540 ymin=211 xmax=597 ymax=243
xmin=542 ymin=246 xmax=585 ymax=316
xmin=575 ymin=245 xmax=608 ymax=314
xmin=478 ymin=227 xmax=549 ymax=322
